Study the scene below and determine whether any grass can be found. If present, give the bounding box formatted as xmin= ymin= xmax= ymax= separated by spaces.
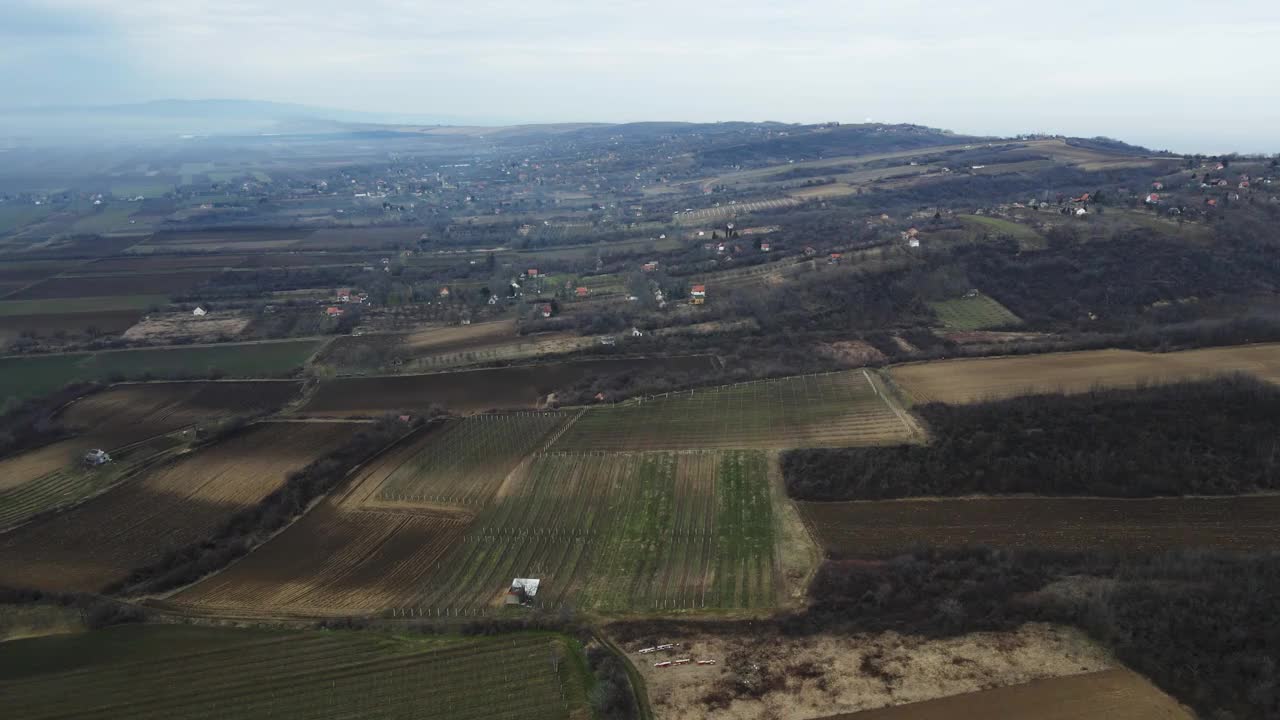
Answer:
xmin=0 ymin=295 xmax=166 ymax=316
xmin=958 ymin=214 xmax=1045 ymax=250
xmin=0 ymin=339 xmax=321 ymax=403
xmin=0 ymin=203 xmax=55 ymax=234
xmin=108 ymin=179 xmax=175 ymax=198
xmin=929 ymin=294 xmax=1022 ymax=330
xmin=0 ymin=625 xmax=590 ymax=720
xmin=69 ymin=205 xmax=141 ymax=234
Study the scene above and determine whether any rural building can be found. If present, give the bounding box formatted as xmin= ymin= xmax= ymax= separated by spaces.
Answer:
xmin=1146 ymin=193 xmax=1161 ymax=204
xmin=1152 ymin=181 xmax=1164 ymax=190
xmin=804 ymin=246 xmax=816 ymax=256
xmin=83 ymin=449 xmax=111 ymax=466
xmin=576 ymin=286 xmax=590 ymax=298
xmin=505 ymin=578 xmax=540 ymax=606
xmin=690 ymin=284 xmax=707 ymax=305
xmin=439 ymin=287 xmax=450 ymax=297
xmin=642 ymin=261 xmax=659 ymax=272
xmin=527 ymin=268 xmax=539 ymax=277
xmin=336 ymin=288 xmax=352 ymax=303
xmin=908 ymin=237 xmax=921 ymax=248
xmin=760 ymin=242 xmax=771 ymax=252
xmin=1075 ymin=207 xmax=1088 ymax=216
xmin=325 ymin=306 xmax=344 ymax=317
xmin=829 ymin=252 xmax=843 ymax=264
xmin=541 ymin=303 xmax=553 ymax=318
xmin=192 ymin=306 xmax=207 ymax=317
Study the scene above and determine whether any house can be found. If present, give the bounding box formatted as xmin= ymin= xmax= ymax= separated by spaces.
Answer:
xmin=192 ymin=306 xmax=207 ymax=317
xmin=642 ymin=261 xmax=659 ymax=272
xmin=1152 ymin=182 xmax=1164 ymax=191
xmin=690 ymin=284 xmax=707 ymax=305
xmin=1145 ymin=193 xmax=1161 ymax=204
xmin=908 ymin=238 xmax=921 ymax=248
xmin=439 ymin=287 xmax=450 ymax=298
xmin=1075 ymin=207 xmax=1088 ymax=216
xmin=505 ymin=578 xmax=540 ymax=606
xmin=594 ymin=392 xmax=607 ymax=402
xmin=83 ymin=449 xmax=111 ymax=466
xmin=336 ymin=288 xmax=351 ymax=303
xmin=599 ymin=336 xmax=616 ymax=346
xmin=541 ymin=303 xmax=553 ymax=318
xmin=803 ymin=246 xmax=816 ymax=257
xmin=325 ymin=306 xmax=344 ymax=317
xmin=760 ymin=242 xmax=771 ymax=252
xmin=632 ymin=327 xmax=644 ymax=337
xmin=829 ymin=252 xmax=843 ymax=264
xmin=527 ymin=268 xmax=539 ymax=277
xmin=576 ymin=287 xmax=590 ymax=298
xmin=460 ymin=318 xmax=471 ymax=325
xmin=488 ymin=295 xmax=499 ymax=305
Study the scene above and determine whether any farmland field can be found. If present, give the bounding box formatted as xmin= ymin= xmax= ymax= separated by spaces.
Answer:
xmin=822 ymin=668 xmax=1191 ymax=720
xmin=0 ymin=310 xmax=144 ymax=343
xmin=928 ymin=294 xmax=1021 ymax=330
xmin=171 ymin=416 xmax=565 ymax=614
xmin=0 ymin=340 xmax=320 ymax=402
xmin=7 ymin=272 xmax=214 ymax=299
xmin=0 ymin=624 xmax=591 ymax=720
xmin=889 ymin=343 xmax=1280 ymax=404
xmin=0 ymin=422 xmax=349 ymax=593
xmin=300 ymin=355 xmax=717 ymax=415
xmin=0 ymin=294 xmax=164 ymax=315
xmin=416 ymin=450 xmax=777 ymax=613
xmin=551 ymin=370 xmax=918 ymax=450
xmin=798 ymin=495 xmax=1280 ymax=557
xmin=958 ymin=214 xmax=1046 ymax=250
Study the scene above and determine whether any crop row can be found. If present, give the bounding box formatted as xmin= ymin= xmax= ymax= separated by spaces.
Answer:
xmin=407 ymin=450 xmax=776 ymax=613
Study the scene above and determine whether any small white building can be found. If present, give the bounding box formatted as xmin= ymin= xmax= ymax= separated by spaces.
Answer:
xmin=505 ymin=578 xmax=540 ymax=605
xmin=83 ymin=449 xmax=111 ymax=466
xmin=192 ymin=306 xmax=207 ymax=317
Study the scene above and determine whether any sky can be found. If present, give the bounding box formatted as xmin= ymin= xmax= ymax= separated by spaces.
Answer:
xmin=4 ymin=0 xmax=1280 ymax=153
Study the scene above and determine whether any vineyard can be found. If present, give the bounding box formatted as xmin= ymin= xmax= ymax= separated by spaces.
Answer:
xmin=552 ymin=370 xmax=918 ymax=450
xmin=1 ymin=625 xmax=590 ymax=720
xmin=412 ymin=450 xmax=776 ymax=613
xmin=373 ymin=413 xmax=569 ymax=506
xmin=175 ymin=416 xmax=568 ymax=614
xmin=0 ymin=422 xmax=350 ymax=593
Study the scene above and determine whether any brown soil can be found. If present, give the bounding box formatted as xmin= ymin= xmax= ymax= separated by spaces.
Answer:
xmin=890 ymin=343 xmax=1280 ymax=404
xmin=122 ymin=311 xmax=250 ymax=342
xmin=799 ymin=495 xmax=1280 ymax=557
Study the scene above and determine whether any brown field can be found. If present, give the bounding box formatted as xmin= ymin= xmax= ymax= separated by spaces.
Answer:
xmin=619 ymin=623 xmax=1116 ymax=720
xmin=239 ymin=252 xmax=369 ymax=268
xmin=171 ymin=424 xmax=485 ymax=614
xmin=799 ymin=496 xmax=1280 ymax=557
xmin=305 ymin=227 xmax=423 ymax=249
xmin=122 ymin=311 xmax=251 ymax=342
xmin=7 ymin=272 xmax=214 ymax=299
xmin=142 ymin=229 xmax=314 ymax=247
xmin=0 ymin=310 xmax=142 ymax=340
xmin=824 ymin=668 xmax=1191 ymax=720
xmin=299 ymin=356 xmax=718 ymax=415
xmin=85 ymin=255 xmax=248 ymax=273
xmin=0 ymin=422 xmax=350 ymax=593
xmin=890 ymin=343 xmax=1280 ymax=404
xmin=0 ymin=381 xmax=301 ymax=495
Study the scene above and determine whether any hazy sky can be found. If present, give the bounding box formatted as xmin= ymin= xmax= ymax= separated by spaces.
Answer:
xmin=4 ymin=0 xmax=1279 ymax=153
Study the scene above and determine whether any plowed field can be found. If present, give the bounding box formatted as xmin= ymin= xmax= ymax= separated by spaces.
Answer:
xmin=0 ymin=422 xmax=348 ymax=593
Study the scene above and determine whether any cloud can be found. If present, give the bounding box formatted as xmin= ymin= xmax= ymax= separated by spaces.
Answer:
xmin=4 ymin=0 xmax=1280 ymax=151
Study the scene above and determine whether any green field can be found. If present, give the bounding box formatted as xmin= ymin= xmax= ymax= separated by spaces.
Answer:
xmin=108 ymin=179 xmax=175 ymax=198
xmin=0 ymin=625 xmax=591 ymax=720
xmin=0 ymin=295 xmax=165 ymax=316
xmin=958 ymin=214 xmax=1045 ymax=249
xmin=929 ymin=293 xmax=1023 ymax=330
xmin=68 ymin=205 xmax=141 ymax=234
xmin=0 ymin=203 xmax=55 ymax=234
xmin=416 ymin=449 xmax=776 ymax=613
xmin=0 ymin=340 xmax=321 ymax=403
xmin=551 ymin=370 xmax=916 ymax=450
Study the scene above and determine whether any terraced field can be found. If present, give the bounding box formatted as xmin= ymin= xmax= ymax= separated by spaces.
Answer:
xmin=0 ymin=422 xmax=349 ymax=593
xmin=552 ymin=370 xmax=918 ymax=450
xmin=416 ymin=450 xmax=776 ymax=613
xmin=0 ymin=625 xmax=589 ymax=720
